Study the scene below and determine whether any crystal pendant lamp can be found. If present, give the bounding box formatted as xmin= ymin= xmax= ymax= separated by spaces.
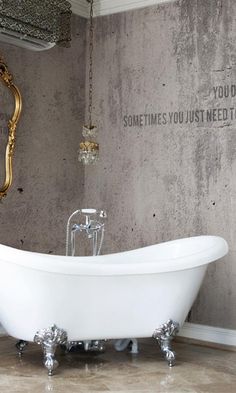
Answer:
xmin=78 ymin=0 xmax=99 ymax=165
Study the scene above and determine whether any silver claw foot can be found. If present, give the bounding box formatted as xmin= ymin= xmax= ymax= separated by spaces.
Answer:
xmin=16 ymin=340 xmax=28 ymax=357
xmin=34 ymin=325 xmax=68 ymax=376
xmin=153 ymin=319 xmax=179 ymax=367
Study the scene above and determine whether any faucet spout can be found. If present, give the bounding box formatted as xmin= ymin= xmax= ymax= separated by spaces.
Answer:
xmin=66 ymin=209 xmax=106 ymax=256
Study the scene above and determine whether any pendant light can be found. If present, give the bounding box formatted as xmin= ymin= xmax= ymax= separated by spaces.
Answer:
xmin=78 ymin=0 xmax=99 ymax=165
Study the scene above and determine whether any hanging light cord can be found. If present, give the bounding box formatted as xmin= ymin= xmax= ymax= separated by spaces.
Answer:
xmin=88 ymin=0 xmax=94 ymax=128
xmin=78 ymin=0 xmax=99 ymax=165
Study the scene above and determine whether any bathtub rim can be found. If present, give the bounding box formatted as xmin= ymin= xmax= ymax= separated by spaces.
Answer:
xmin=0 ymin=235 xmax=228 ymax=276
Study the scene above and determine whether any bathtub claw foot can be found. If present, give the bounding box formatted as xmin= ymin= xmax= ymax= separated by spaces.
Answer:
xmin=34 ymin=324 xmax=68 ymax=376
xmin=16 ymin=340 xmax=28 ymax=357
xmin=153 ymin=319 xmax=179 ymax=367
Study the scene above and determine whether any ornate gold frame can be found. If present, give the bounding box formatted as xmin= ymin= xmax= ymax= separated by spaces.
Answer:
xmin=0 ymin=57 xmax=22 ymax=199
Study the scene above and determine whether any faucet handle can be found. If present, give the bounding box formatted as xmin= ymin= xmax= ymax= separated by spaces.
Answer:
xmin=99 ymin=210 xmax=107 ymax=219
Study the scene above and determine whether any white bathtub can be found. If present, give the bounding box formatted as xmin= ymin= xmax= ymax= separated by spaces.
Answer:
xmin=0 ymin=235 xmax=228 ymax=374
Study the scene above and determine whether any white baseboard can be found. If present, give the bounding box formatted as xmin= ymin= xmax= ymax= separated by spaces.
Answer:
xmin=179 ymin=322 xmax=236 ymax=347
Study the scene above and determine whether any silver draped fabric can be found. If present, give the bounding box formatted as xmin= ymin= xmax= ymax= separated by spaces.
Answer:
xmin=0 ymin=0 xmax=72 ymax=46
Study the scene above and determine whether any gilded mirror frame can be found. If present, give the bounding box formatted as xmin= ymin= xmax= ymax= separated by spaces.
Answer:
xmin=0 ymin=57 xmax=22 ymax=199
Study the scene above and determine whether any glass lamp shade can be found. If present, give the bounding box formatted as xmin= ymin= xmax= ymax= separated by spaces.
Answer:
xmin=78 ymin=141 xmax=99 ymax=165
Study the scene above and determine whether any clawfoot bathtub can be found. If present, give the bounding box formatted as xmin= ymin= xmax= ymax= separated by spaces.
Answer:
xmin=0 ymin=235 xmax=228 ymax=375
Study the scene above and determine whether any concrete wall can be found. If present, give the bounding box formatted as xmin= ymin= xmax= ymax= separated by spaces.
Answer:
xmin=84 ymin=0 xmax=236 ymax=329
xmin=0 ymin=1 xmax=235 ymax=330
xmin=0 ymin=15 xmax=86 ymax=255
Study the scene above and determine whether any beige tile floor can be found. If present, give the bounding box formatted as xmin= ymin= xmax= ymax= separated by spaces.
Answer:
xmin=0 ymin=336 xmax=235 ymax=392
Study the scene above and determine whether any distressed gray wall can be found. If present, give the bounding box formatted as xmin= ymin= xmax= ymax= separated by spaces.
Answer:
xmin=84 ymin=0 xmax=236 ymax=329
xmin=0 ymin=1 xmax=235 ymax=330
xmin=0 ymin=15 xmax=86 ymax=255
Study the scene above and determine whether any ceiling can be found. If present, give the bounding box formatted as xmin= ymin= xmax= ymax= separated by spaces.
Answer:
xmin=69 ymin=0 xmax=170 ymax=18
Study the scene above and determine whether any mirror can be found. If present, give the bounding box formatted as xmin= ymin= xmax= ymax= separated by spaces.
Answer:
xmin=0 ymin=57 xmax=22 ymax=199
